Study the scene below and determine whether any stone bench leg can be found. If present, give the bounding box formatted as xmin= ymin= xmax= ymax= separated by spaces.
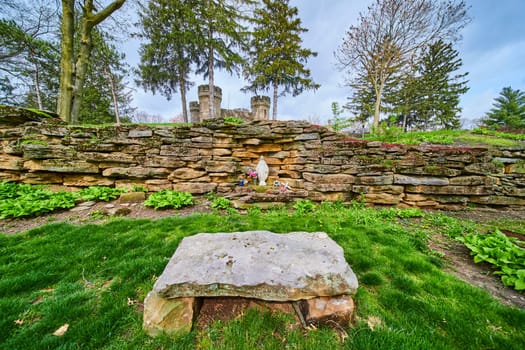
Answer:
xmin=143 ymin=291 xmax=197 ymax=336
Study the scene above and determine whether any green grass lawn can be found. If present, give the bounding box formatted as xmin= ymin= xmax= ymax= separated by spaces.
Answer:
xmin=364 ymin=128 xmax=525 ymax=147
xmin=1 ymin=205 xmax=524 ymax=349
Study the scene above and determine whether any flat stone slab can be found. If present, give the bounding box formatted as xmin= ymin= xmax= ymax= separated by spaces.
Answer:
xmin=153 ymin=231 xmax=358 ymax=301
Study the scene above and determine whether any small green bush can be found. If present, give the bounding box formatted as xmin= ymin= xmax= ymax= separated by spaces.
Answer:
xmin=78 ymin=186 xmax=126 ymax=202
xmin=293 ymin=200 xmax=316 ymax=214
xmin=0 ymin=182 xmax=77 ymax=219
xmin=460 ymin=230 xmax=525 ymax=291
xmin=144 ymin=190 xmax=193 ymax=209
xmin=211 ymin=196 xmax=232 ymax=210
xmin=224 ymin=116 xmax=243 ymax=125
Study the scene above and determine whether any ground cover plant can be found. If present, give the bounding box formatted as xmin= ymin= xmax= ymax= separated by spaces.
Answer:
xmin=1 ymin=203 xmax=524 ymax=349
xmin=461 ymin=230 xmax=525 ymax=290
xmin=0 ymin=182 xmax=77 ymax=219
xmin=365 ymin=127 xmax=525 ymax=147
xmin=0 ymin=182 xmax=129 ymax=219
xmin=143 ymin=190 xmax=194 ymax=209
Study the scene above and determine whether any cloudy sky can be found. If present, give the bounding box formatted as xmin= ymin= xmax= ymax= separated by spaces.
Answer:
xmin=127 ymin=0 xmax=525 ymax=127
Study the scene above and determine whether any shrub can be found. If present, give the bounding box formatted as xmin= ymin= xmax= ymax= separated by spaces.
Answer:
xmin=293 ymin=200 xmax=316 ymax=214
xmin=144 ymin=190 xmax=193 ymax=209
xmin=78 ymin=186 xmax=126 ymax=202
xmin=0 ymin=182 xmax=77 ymax=219
xmin=211 ymin=197 xmax=232 ymax=210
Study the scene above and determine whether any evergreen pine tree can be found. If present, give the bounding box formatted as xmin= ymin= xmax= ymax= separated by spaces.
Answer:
xmin=135 ymin=0 xmax=200 ymax=123
xmin=416 ymin=40 xmax=468 ymax=130
xmin=243 ymin=0 xmax=319 ymax=120
xmin=482 ymin=87 xmax=525 ymax=130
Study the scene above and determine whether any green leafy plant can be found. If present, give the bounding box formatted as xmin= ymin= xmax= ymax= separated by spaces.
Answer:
xmin=78 ymin=186 xmax=126 ymax=202
xmin=131 ymin=184 xmax=147 ymax=193
xmin=211 ymin=196 xmax=232 ymax=210
xmin=224 ymin=116 xmax=243 ymax=125
xmin=144 ymin=190 xmax=193 ymax=209
xmin=247 ymin=205 xmax=262 ymax=216
xmin=293 ymin=199 xmax=316 ymax=214
xmin=460 ymin=230 xmax=525 ymax=290
xmin=0 ymin=182 xmax=77 ymax=219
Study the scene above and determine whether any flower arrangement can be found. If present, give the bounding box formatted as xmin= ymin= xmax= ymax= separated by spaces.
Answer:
xmin=238 ymin=169 xmax=258 ymax=186
xmin=247 ymin=170 xmax=258 ymax=182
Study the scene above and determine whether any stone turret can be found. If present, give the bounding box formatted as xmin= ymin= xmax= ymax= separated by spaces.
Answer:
xmin=189 ymin=101 xmax=200 ymax=123
xmin=189 ymin=86 xmax=270 ymax=123
xmin=198 ymin=85 xmax=222 ymax=120
xmin=251 ymin=96 xmax=271 ymax=121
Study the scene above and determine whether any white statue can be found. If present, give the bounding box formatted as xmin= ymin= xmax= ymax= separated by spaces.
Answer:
xmin=255 ymin=155 xmax=269 ymax=186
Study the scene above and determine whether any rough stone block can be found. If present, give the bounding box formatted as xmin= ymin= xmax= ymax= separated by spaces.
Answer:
xmin=246 ymin=144 xmax=283 ymax=152
xmin=81 ymin=152 xmax=135 ymax=164
xmin=304 ymin=182 xmax=353 ymax=192
xmin=364 ymin=193 xmax=401 ymax=205
xmin=172 ymin=182 xmax=217 ymax=194
xmin=141 ymin=156 xmax=185 ymax=168
xmin=153 ymin=231 xmax=358 ymax=301
xmin=21 ymin=172 xmax=63 ymax=184
xmin=358 ymin=175 xmax=394 ymax=185
xmin=63 ymin=175 xmax=114 ymax=187
xmin=303 ymin=172 xmax=355 ymax=184
xmin=143 ymin=292 xmax=196 ymax=336
xmin=24 ymin=159 xmax=99 ymax=174
xmin=129 ymin=129 xmax=153 ymax=138
xmin=299 ymin=295 xmax=355 ymax=327
xmin=145 ymin=179 xmax=173 ymax=191
xmin=393 ymin=175 xmax=449 ymax=186
xmin=449 ymin=176 xmax=499 ymax=186
xmin=102 ymin=167 xmax=170 ymax=179
xmin=0 ymin=155 xmax=24 ymax=170
xmin=169 ymin=168 xmax=207 ymax=180
xmin=22 ymin=144 xmax=76 ymax=160
xmin=119 ymin=191 xmax=146 ymax=203
xmin=405 ymin=185 xmax=494 ymax=195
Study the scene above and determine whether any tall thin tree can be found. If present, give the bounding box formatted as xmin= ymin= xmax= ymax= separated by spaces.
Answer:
xmin=335 ymin=0 xmax=470 ymax=128
xmin=57 ymin=0 xmax=126 ymax=124
xmin=243 ymin=0 xmax=319 ymax=120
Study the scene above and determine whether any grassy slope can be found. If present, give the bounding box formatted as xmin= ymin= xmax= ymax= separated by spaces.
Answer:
xmin=0 ymin=207 xmax=524 ymax=349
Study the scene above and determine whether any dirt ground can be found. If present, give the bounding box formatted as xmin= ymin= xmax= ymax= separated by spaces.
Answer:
xmin=1 ymin=202 xmax=524 ymax=309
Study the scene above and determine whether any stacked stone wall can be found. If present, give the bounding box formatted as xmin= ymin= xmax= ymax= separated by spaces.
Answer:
xmin=1 ymin=111 xmax=524 ymax=208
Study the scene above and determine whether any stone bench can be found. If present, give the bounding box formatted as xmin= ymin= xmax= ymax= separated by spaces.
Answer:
xmin=143 ymin=231 xmax=358 ymax=336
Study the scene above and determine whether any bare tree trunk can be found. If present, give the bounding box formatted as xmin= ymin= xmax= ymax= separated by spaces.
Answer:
xmin=104 ymin=65 xmax=120 ymax=125
xmin=58 ymin=0 xmax=126 ymax=124
xmin=70 ymin=16 xmax=94 ymax=124
xmin=208 ymin=40 xmax=214 ymax=120
xmin=33 ymin=59 xmax=43 ymax=109
xmin=373 ymin=85 xmax=383 ymax=129
xmin=272 ymin=81 xmax=278 ymax=120
xmin=57 ymin=0 xmax=74 ymax=122
xmin=179 ymin=76 xmax=188 ymax=123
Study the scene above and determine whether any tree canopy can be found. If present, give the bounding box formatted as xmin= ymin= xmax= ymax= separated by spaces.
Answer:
xmin=243 ymin=0 xmax=319 ymax=120
xmin=387 ymin=40 xmax=469 ymax=130
xmin=336 ymin=0 xmax=471 ymax=128
xmin=135 ymin=0 xmax=200 ymax=123
xmin=481 ymin=87 xmax=525 ymax=130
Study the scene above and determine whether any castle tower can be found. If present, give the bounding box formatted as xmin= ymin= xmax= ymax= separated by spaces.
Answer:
xmin=198 ymin=85 xmax=222 ymax=120
xmin=250 ymin=96 xmax=271 ymax=120
xmin=189 ymin=101 xmax=200 ymax=123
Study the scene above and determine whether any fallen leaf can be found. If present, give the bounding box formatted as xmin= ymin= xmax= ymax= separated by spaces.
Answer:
xmin=14 ymin=319 xmax=24 ymax=325
xmin=366 ymin=316 xmax=382 ymax=330
xmin=53 ymin=323 xmax=69 ymax=336
xmin=31 ymin=296 xmax=44 ymax=305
